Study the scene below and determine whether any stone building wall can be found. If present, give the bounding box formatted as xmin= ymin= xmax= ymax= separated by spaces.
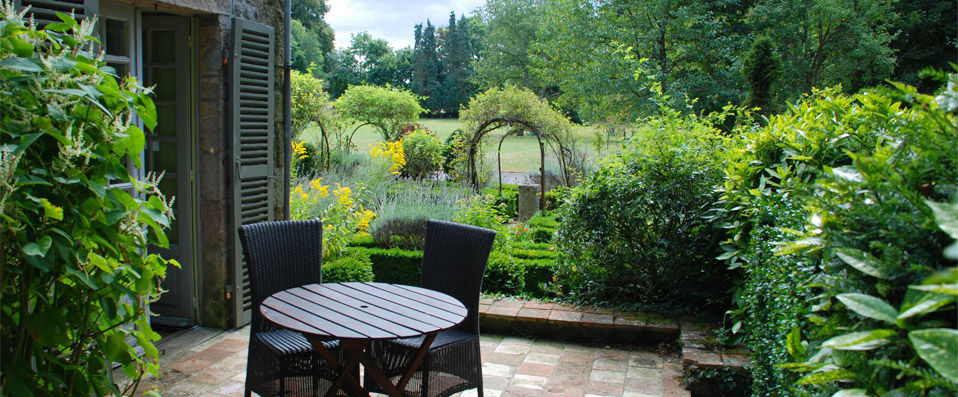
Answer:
xmin=189 ymin=0 xmax=287 ymax=328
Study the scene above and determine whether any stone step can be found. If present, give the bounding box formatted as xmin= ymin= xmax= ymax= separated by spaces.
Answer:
xmin=478 ymin=296 xmax=751 ymax=376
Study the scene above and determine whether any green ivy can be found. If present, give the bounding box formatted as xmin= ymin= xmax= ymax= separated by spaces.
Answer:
xmin=0 ymin=10 xmax=171 ymax=396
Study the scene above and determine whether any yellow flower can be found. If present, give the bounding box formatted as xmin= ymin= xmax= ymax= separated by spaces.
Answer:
xmin=333 ymin=184 xmax=353 ymax=208
xmin=291 ymin=141 xmax=308 ymax=160
xmin=291 ymin=184 xmax=307 ymax=200
xmin=309 ymin=178 xmax=329 ymax=197
xmin=355 ymin=209 xmax=375 ymax=232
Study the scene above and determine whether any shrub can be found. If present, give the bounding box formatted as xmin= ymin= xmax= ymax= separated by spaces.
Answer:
xmin=348 ymin=246 xmax=423 ymax=286
xmin=719 ymin=77 xmax=958 ymax=394
xmin=400 ymin=128 xmax=443 ymax=179
xmin=519 ymin=258 xmax=558 ymax=298
xmin=368 ymin=180 xmax=471 ymax=248
xmin=323 ymin=251 xmax=375 ymax=283
xmin=553 ymin=107 xmax=733 ymax=313
xmin=483 ymin=252 xmax=526 ymax=295
xmin=0 ymin=12 xmax=171 ymax=395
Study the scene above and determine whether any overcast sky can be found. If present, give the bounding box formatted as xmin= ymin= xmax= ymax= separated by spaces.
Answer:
xmin=326 ymin=0 xmax=486 ymax=50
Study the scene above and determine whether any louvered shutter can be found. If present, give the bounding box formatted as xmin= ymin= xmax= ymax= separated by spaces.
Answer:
xmin=231 ymin=18 xmax=275 ymax=327
xmin=16 ymin=0 xmax=97 ymax=26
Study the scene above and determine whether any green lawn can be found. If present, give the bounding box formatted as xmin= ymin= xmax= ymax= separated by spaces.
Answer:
xmin=301 ymin=117 xmax=625 ymax=173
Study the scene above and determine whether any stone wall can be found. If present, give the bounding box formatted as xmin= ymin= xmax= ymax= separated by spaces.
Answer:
xmin=190 ymin=0 xmax=288 ymax=328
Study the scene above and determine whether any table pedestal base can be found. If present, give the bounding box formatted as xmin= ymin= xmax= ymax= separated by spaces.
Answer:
xmin=308 ymin=332 xmax=438 ymax=397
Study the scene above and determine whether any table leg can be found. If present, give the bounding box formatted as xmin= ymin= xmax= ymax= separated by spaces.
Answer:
xmin=396 ymin=331 xmax=438 ymax=391
xmin=306 ymin=337 xmax=367 ymax=397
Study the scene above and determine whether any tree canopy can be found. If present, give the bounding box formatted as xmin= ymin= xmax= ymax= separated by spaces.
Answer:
xmin=334 ymin=85 xmax=426 ymax=142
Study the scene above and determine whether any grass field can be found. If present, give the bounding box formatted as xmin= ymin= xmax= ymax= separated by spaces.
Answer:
xmin=300 ymin=117 xmax=625 ymax=173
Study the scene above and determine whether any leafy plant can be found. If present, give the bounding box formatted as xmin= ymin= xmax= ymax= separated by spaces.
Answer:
xmin=553 ymin=104 xmax=733 ymax=313
xmin=0 ymin=9 xmax=171 ymax=395
xmin=334 ymin=84 xmax=425 ymax=142
xmin=778 ymin=77 xmax=958 ymax=394
xmin=399 ymin=128 xmax=442 ymax=180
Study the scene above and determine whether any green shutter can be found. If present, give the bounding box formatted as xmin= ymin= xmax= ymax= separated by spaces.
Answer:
xmin=232 ymin=18 xmax=275 ymax=327
xmin=16 ymin=0 xmax=98 ymax=26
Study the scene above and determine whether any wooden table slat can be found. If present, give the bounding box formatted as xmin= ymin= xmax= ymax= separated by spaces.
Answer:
xmin=394 ymin=283 xmax=464 ymax=308
xmin=301 ymin=284 xmax=438 ymax=335
xmin=337 ymin=283 xmax=461 ymax=327
xmin=273 ymin=290 xmax=396 ymax=339
xmin=382 ymin=283 xmax=468 ymax=317
xmin=368 ymin=282 xmax=467 ymax=320
xmin=262 ymin=296 xmax=368 ymax=339
xmin=326 ymin=283 xmax=457 ymax=329
xmin=286 ymin=287 xmax=421 ymax=338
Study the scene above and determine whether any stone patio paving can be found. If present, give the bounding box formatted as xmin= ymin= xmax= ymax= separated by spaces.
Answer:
xmin=135 ymin=326 xmax=689 ymax=397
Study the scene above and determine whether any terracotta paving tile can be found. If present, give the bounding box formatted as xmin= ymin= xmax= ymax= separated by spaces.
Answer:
xmin=593 ymin=358 xmax=628 ymax=371
xmin=171 ymin=358 xmax=213 ymax=374
xmin=630 ymin=351 xmax=664 ymax=368
xmin=190 ymin=347 xmax=234 ymax=362
xmin=589 ymin=368 xmax=626 ymax=384
xmin=552 ymin=303 xmax=580 ymax=312
xmin=682 ymin=348 xmax=723 ymax=367
xmin=559 ymin=349 xmax=595 ymax=365
xmin=208 ymin=339 xmax=247 ymax=353
xmin=580 ymin=313 xmax=614 ymax=328
xmin=480 ymin=296 xmax=495 ymax=306
xmin=548 ymin=310 xmax=582 ymax=323
xmin=595 ymin=348 xmax=630 ymax=361
xmin=518 ymin=307 xmax=552 ymax=321
xmin=489 ymin=351 xmax=527 ymax=366
xmin=613 ymin=316 xmax=643 ymax=329
xmin=722 ymin=353 xmax=751 ymax=369
xmin=493 ymin=298 xmax=525 ymax=308
xmin=486 ymin=304 xmax=521 ymax=318
xmin=583 ymin=306 xmax=615 ymax=315
xmin=584 ymin=380 xmax=625 ymax=395
xmin=524 ymin=301 xmax=555 ymax=310
xmin=518 ymin=361 xmax=557 ymax=377
xmin=526 ymin=352 xmax=562 ymax=365
xmin=480 ymin=303 xmax=491 ymax=313
xmin=625 ymin=378 xmax=663 ymax=394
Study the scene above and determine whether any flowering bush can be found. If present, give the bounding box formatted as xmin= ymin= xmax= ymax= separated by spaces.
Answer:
xmin=290 ymin=178 xmax=375 ymax=258
xmin=369 ymin=140 xmax=405 ymax=176
xmin=0 ymin=9 xmax=171 ymax=395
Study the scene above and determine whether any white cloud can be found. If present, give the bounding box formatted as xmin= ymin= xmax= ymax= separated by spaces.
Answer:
xmin=326 ymin=0 xmax=485 ymax=50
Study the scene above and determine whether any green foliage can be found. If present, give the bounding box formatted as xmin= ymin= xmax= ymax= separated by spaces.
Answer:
xmin=0 ymin=11 xmax=171 ymax=395
xmin=749 ymin=0 xmax=897 ymax=97
xmin=290 ymin=0 xmax=334 ymax=77
xmin=291 ymin=70 xmax=338 ymax=170
xmin=741 ymin=35 xmax=782 ymax=114
xmin=400 ymin=128 xmax=443 ymax=179
xmin=347 ymin=246 xmax=423 ymax=286
xmin=553 ymin=107 xmax=732 ymax=313
xmin=684 ymin=366 xmax=753 ymax=397
xmin=719 ymin=76 xmax=958 ymax=394
xmin=368 ymin=180 xmax=471 ymax=248
xmin=483 ymin=251 xmax=526 ymax=295
xmin=323 ymin=251 xmax=375 ymax=283
xmin=334 ymin=85 xmax=426 ymax=142
xmin=460 ymin=86 xmax=581 ymax=189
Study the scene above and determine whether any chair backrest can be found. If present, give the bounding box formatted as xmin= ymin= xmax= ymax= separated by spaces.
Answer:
xmin=420 ymin=220 xmax=496 ymax=334
xmin=239 ymin=219 xmax=324 ymax=333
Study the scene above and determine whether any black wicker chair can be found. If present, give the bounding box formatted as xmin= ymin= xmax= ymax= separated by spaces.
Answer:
xmin=366 ymin=219 xmax=496 ymax=397
xmin=239 ymin=219 xmax=341 ymax=397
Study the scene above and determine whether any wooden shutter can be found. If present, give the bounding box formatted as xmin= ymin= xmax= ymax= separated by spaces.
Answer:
xmin=16 ymin=0 xmax=98 ymax=26
xmin=231 ymin=18 xmax=275 ymax=327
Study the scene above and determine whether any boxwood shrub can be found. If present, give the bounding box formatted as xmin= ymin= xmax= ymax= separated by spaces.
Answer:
xmin=483 ymin=252 xmax=526 ymax=295
xmin=347 ymin=246 xmax=423 ymax=286
xmin=323 ymin=251 xmax=375 ymax=283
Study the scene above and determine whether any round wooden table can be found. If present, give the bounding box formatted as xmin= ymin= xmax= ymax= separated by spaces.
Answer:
xmin=260 ymin=282 xmax=467 ymax=396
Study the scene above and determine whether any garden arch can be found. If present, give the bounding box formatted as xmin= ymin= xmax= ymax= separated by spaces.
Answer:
xmin=460 ymin=87 xmax=577 ymax=208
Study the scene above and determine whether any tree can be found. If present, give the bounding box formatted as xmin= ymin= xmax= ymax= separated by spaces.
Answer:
xmin=742 ymin=35 xmax=783 ymax=114
xmin=290 ymin=19 xmax=326 ymax=76
xmin=412 ymin=20 xmax=443 ymax=113
xmin=291 ymin=0 xmax=334 ymax=76
xmin=532 ymin=0 xmax=750 ymax=122
xmin=749 ymin=0 xmax=897 ymax=99
xmin=334 ymin=85 xmax=426 ymax=142
xmin=349 ymin=32 xmax=391 ymax=81
xmin=291 ymin=70 xmax=338 ymax=169
xmin=889 ymin=0 xmax=957 ymax=92
xmin=472 ymin=0 xmax=550 ymax=97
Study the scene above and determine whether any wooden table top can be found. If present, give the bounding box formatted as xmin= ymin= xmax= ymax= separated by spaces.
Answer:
xmin=260 ymin=282 xmax=467 ymax=340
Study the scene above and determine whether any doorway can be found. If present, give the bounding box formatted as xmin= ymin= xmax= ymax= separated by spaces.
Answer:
xmin=141 ymin=14 xmax=196 ymax=327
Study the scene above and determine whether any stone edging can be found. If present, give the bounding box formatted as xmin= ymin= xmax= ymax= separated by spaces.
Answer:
xmin=478 ymin=296 xmax=750 ymax=373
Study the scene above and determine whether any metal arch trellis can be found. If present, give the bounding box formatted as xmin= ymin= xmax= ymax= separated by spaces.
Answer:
xmin=466 ymin=117 xmax=551 ymax=208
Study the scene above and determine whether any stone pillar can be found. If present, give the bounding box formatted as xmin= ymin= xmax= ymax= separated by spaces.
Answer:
xmin=518 ymin=184 xmax=540 ymax=222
